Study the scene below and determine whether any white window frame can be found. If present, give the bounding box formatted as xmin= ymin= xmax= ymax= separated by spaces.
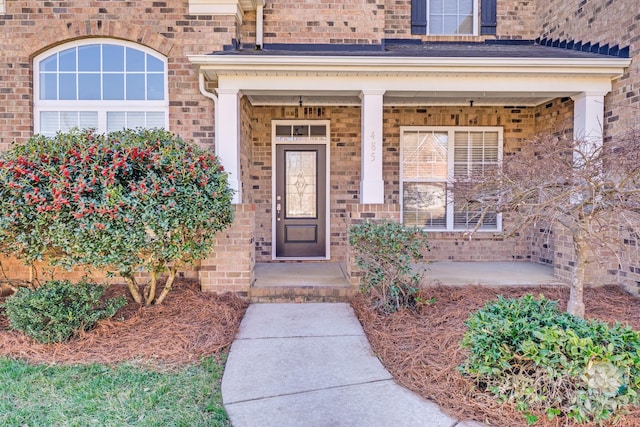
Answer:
xmin=400 ymin=126 xmax=503 ymax=232
xmin=33 ymin=38 xmax=169 ymax=135
xmin=0 ymin=1 xmax=5 ymax=14
xmin=427 ymin=0 xmax=478 ymax=36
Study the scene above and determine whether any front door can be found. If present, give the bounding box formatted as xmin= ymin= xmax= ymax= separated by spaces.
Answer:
xmin=275 ymin=144 xmax=326 ymax=257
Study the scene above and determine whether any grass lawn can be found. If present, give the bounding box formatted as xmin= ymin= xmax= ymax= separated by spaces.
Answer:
xmin=0 ymin=356 xmax=230 ymax=427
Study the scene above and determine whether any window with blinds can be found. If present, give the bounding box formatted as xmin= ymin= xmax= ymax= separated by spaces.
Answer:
xmin=34 ymin=39 xmax=168 ymax=136
xmin=411 ymin=0 xmax=478 ymax=35
xmin=401 ymin=127 xmax=502 ymax=231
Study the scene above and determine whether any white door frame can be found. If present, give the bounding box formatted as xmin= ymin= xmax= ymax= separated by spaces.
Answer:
xmin=271 ymin=120 xmax=331 ymax=260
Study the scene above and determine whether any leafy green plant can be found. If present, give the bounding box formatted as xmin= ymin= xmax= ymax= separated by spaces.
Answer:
xmin=0 ymin=128 xmax=234 ymax=304
xmin=348 ymin=220 xmax=429 ymax=314
xmin=2 ymin=280 xmax=126 ymax=343
xmin=459 ymin=295 xmax=640 ymax=424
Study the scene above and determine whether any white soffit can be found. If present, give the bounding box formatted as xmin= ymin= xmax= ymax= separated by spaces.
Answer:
xmin=188 ymin=0 xmax=261 ymax=21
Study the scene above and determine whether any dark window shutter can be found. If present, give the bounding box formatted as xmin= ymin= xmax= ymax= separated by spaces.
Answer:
xmin=411 ymin=0 xmax=427 ymax=35
xmin=481 ymin=0 xmax=497 ymax=35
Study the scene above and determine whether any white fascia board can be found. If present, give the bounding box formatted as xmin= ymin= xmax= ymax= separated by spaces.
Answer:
xmin=188 ymin=55 xmax=631 ymax=81
xmin=214 ymin=73 xmax=617 ymax=96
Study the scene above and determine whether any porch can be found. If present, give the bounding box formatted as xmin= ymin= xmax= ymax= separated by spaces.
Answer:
xmin=249 ymin=261 xmax=564 ymax=302
xmin=190 ymin=42 xmax=629 ymax=296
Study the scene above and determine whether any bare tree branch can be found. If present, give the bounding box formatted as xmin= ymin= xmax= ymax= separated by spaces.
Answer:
xmin=453 ymin=128 xmax=640 ymax=317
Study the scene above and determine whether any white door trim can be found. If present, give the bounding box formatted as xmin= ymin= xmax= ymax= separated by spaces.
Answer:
xmin=271 ymin=120 xmax=331 ymax=260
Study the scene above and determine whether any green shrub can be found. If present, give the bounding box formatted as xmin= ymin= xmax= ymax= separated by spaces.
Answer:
xmin=0 ymin=128 xmax=234 ymax=304
xmin=459 ymin=295 xmax=640 ymax=424
xmin=2 ymin=280 xmax=126 ymax=343
xmin=348 ymin=220 xmax=429 ymax=314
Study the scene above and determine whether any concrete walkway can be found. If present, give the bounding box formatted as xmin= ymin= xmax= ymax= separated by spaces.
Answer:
xmin=221 ymin=303 xmax=484 ymax=427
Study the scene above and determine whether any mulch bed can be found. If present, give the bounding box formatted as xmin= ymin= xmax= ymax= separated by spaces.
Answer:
xmin=0 ymin=279 xmax=248 ymax=369
xmin=2 ymin=279 xmax=640 ymax=425
xmin=352 ymin=284 xmax=640 ymax=427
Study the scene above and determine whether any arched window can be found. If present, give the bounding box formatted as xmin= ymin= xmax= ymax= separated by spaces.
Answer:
xmin=34 ymin=39 xmax=168 ymax=136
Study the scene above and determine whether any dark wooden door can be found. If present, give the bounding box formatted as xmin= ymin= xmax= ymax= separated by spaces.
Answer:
xmin=275 ymin=144 xmax=326 ymax=257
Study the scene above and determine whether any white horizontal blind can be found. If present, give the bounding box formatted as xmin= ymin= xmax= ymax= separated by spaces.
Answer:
xmin=401 ymin=127 xmax=501 ymax=231
xmin=401 ymin=130 xmax=448 ymax=229
xmin=453 ymin=130 xmax=499 ymax=229
xmin=107 ymin=112 xmax=166 ymax=132
xmin=39 ymin=111 xmax=98 ymax=136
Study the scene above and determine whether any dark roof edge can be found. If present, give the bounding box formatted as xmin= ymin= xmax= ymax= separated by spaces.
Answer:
xmin=220 ymin=38 xmax=629 ymax=59
xmin=234 ymin=42 xmax=384 ymax=52
xmin=535 ymin=37 xmax=630 ymax=58
xmin=232 ymin=39 xmax=538 ymax=52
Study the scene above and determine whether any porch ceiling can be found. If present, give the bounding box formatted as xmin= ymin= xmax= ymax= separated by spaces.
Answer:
xmin=243 ymin=90 xmax=563 ymax=107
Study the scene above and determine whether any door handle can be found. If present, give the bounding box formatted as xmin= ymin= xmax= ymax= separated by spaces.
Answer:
xmin=276 ymin=202 xmax=281 ymax=221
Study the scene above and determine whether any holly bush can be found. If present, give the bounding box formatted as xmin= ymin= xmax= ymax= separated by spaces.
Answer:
xmin=0 ymin=129 xmax=234 ymax=304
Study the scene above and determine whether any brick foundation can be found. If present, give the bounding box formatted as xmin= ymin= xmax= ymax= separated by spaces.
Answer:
xmin=199 ymin=204 xmax=255 ymax=295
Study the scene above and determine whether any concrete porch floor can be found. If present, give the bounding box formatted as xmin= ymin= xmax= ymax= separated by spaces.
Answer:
xmin=253 ymin=261 xmax=565 ymax=288
xmin=254 ymin=262 xmax=351 ymax=288
xmin=420 ymin=261 xmax=564 ymax=286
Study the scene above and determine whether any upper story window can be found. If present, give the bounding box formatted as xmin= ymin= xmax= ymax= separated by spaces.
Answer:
xmin=411 ymin=0 xmax=482 ymax=35
xmin=34 ymin=39 xmax=168 ymax=136
xmin=429 ymin=0 xmax=475 ymax=35
xmin=400 ymin=127 xmax=502 ymax=231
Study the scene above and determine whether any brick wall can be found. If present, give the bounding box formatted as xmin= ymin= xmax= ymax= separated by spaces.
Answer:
xmin=535 ymin=0 xmax=640 ymax=288
xmin=383 ymin=0 xmax=411 ymax=38
xmin=254 ymin=0 xmax=385 ymax=45
xmin=531 ymin=95 xmax=640 ymax=288
xmin=199 ymin=204 xmax=255 ymax=295
xmin=382 ymin=105 xmax=548 ymax=264
xmin=536 ymin=0 xmax=640 ymax=138
xmin=246 ymin=104 xmax=541 ymax=266
xmin=383 ymin=104 xmax=537 ymax=202
xmin=0 ymin=254 xmax=199 ymax=288
xmin=0 ymin=0 xmax=238 ymax=149
xmin=496 ymin=1 xmax=537 ymax=40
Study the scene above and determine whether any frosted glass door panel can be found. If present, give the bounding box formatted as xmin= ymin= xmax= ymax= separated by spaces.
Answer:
xmin=285 ymin=151 xmax=317 ymax=218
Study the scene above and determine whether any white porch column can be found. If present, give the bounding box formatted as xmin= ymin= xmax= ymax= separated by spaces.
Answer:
xmin=571 ymin=91 xmax=607 ymax=146
xmin=216 ymin=88 xmax=241 ymax=204
xmin=360 ymin=90 xmax=385 ymax=204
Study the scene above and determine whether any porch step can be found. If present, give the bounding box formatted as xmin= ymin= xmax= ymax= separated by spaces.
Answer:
xmin=249 ymin=285 xmax=357 ymax=303
xmin=251 ymin=262 xmax=356 ymax=302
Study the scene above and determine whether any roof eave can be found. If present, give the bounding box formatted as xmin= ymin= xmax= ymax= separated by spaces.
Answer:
xmin=188 ymin=54 xmax=631 ymax=82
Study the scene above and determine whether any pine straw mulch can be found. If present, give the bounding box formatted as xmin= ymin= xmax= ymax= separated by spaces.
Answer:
xmin=352 ymin=284 xmax=640 ymax=427
xmin=0 ymin=279 xmax=248 ymax=370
